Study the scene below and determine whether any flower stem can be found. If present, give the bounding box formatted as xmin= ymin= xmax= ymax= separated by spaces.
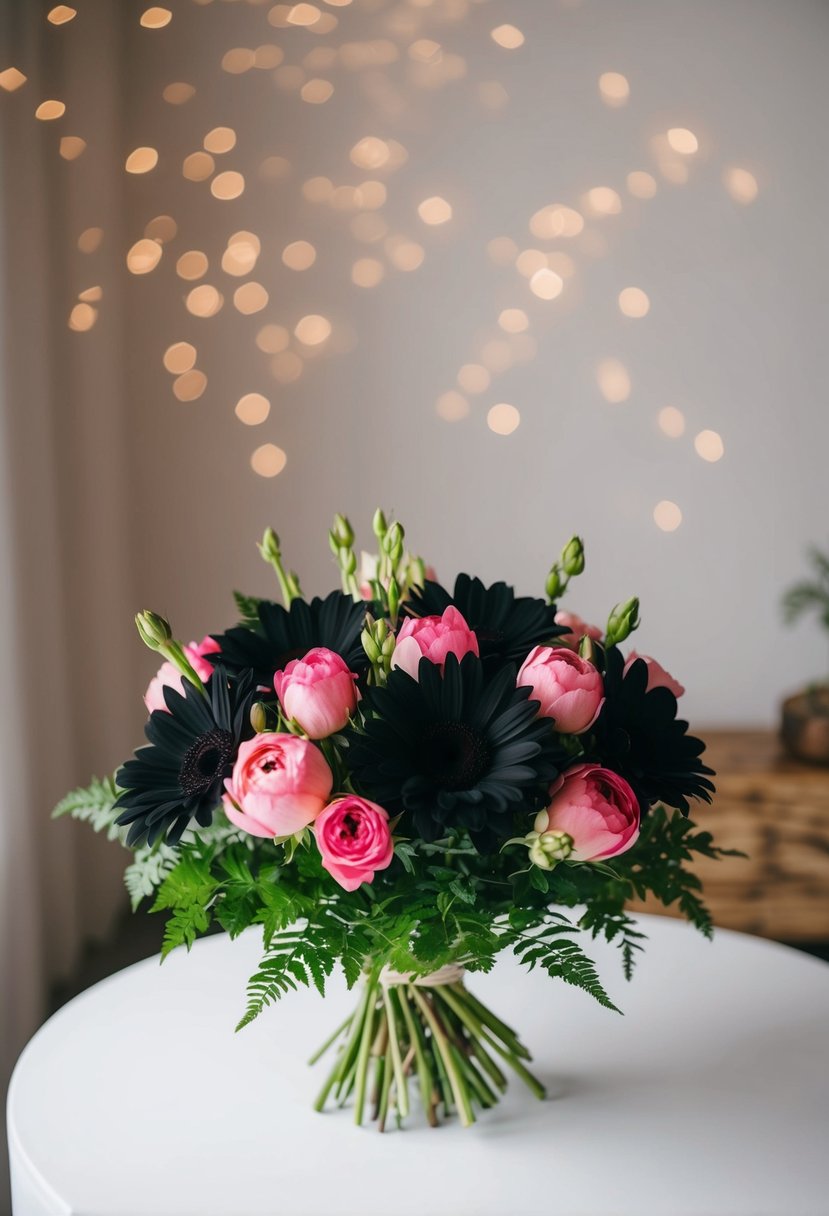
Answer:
xmin=411 ymin=988 xmax=475 ymax=1128
xmin=353 ymin=978 xmax=379 ymax=1126
xmin=382 ymin=986 xmax=410 ymax=1119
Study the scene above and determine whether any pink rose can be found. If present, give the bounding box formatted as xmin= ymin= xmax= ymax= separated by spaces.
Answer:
xmin=274 ymin=647 xmax=359 ymax=739
xmin=223 ymin=733 xmax=333 ymax=838
xmin=517 ymin=645 xmax=605 ymax=734
xmin=314 ymin=795 xmax=394 ymax=891
xmin=536 ymin=763 xmax=640 ymax=861
xmin=554 ymin=611 xmax=603 ymax=651
xmin=144 ymin=635 xmax=221 ymax=713
xmin=391 ymin=606 xmax=479 ymax=679
xmin=625 ymin=652 xmax=685 ymax=699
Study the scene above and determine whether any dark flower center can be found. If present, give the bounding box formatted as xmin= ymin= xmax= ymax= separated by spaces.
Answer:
xmin=179 ymin=728 xmax=235 ymax=797
xmin=418 ymin=721 xmax=491 ymax=790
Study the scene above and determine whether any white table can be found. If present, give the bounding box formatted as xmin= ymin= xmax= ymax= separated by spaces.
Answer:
xmin=7 ymin=915 xmax=829 ymax=1216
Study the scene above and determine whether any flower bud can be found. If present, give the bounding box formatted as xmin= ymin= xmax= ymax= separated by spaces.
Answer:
xmin=385 ymin=521 xmax=404 ymax=564
xmin=259 ymin=527 xmax=281 ymax=565
xmin=332 ymin=513 xmax=354 ymax=549
xmin=250 ymin=702 xmax=269 ymax=733
xmin=372 ymin=508 xmax=388 ymax=540
xmin=545 ymin=566 xmax=564 ymax=602
xmin=375 ymin=618 xmax=389 ymax=644
xmin=361 ymin=627 xmax=381 ymax=664
xmin=606 ymin=597 xmax=640 ymax=646
xmin=387 ymin=576 xmax=400 ymax=623
xmin=578 ymin=634 xmax=599 ymax=665
xmin=561 ymin=536 xmax=585 ymax=578
xmin=135 ymin=610 xmax=172 ymax=651
xmin=526 ymin=828 xmax=574 ymax=870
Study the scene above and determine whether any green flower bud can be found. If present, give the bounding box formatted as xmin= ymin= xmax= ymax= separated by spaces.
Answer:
xmin=527 ymin=828 xmax=574 ymax=869
xmin=375 ymin=618 xmax=389 ymax=644
xmin=561 ymin=536 xmax=585 ymax=577
xmin=387 ymin=576 xmax=400 ymax=622
xmin=135 ymin=610 xmax=172 ymax=651
xmin=332 ymin=513 xmax=354 ymax=548
xmin=344 ymin=548 xmax=357 ymax=576
xmin=606 ymin=596 xmax=640 ymax=646
xmin=250 ymin=702 xmax=269 ymax=733
xmin=578 ymin=634 xmax=599 ymax=665
xmin=328 ymin=530 xmax=340 ymax=558
xmin=372 ymin=508 xmax=388 ymax=540
xmin=259 ymin=527 xmax=281 ymax=564
xmin=385 ymin=521 xmax=404 ymax=560
xmin=381 ymin=633 xmax=396 ymax=659
xmin=361 ymin=627 xmax=381 ymax=664
xmin=545 ymin=566 xmax=564 ymax=602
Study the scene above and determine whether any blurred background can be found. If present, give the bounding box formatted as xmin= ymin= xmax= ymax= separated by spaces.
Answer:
xmin=1 ymin=0 xmax=828 ymax=1206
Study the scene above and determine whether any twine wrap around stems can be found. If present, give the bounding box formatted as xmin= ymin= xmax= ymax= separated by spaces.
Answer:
xmin=378 ymin=963 xmax=466 ymax=988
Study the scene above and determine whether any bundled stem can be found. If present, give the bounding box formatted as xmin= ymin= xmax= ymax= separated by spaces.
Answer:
xmin=311 ymin=974 xmax=545 ymax=1130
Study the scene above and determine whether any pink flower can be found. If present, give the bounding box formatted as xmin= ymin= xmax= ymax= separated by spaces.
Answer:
xmin=274 ymin=647 xmax=359 ymax=739
xmin=517 ymin=646 xmax=605 ymax=734
xmin=391 ymin=606 xmax=479 ymax=679
xmin=554 ymin=611 xmax=603 ymax=651
xmin=144 ymin=635 xmax=221 ymax=713
xmin=223 ymin=733 xmax=333 ymax=839
xmin=314 ymin=795 xmax=394 ymax=892
xmin=536 ymin=763 xmax=640 ymax=861
xmin=625 ymin=652 xmax=685 ymax=699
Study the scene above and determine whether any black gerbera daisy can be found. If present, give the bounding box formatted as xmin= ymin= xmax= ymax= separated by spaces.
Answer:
xmin=115 ymin=667 xmax=255 ymax=847
xmin=213 ymin=591 xmax=367 ymax=688
xmin=405 ymin=575 xmax=567 ymax=669
xmin=593 ymin=647 xmax=716 ymax=814
xmin=347 ymin=653 xmax=565 ymax=851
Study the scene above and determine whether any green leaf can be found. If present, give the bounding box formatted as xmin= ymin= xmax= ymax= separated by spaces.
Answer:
xmin=233 ymin=590 xmax=263 ymax=626
xmin=124 ymin=843 xmax=178 ymax=911
xmin=52 ymin=774 xmax=124 ymax=841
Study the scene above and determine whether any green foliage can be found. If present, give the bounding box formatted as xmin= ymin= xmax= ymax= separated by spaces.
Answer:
xmin=51 ymin=774 xmax=124 ymax=841
xmin=782 ymin=546 xmax=829 ymax=633
xmin=124 ymin=843 xmax=179 ymax=911
xmin=233 ymin=590 xmax=263 ymax=627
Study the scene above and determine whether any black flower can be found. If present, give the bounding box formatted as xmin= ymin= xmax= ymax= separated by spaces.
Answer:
xmin=593 ymin=648 xmax=716 ymax=813
xmin=347 ymin=653 xmax=564 ymax=851
xmin=405 ymin=575 xmax=566 ymax=669
xmin=114 ymin=667 xmax=255 ymax=847
xmin=213 ymin=592 xmax=367 ymax=688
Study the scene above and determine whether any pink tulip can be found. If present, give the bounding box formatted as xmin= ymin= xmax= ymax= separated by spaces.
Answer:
xmin=391 ymin=606 xmax=479 ymax=679
xmin=314 ymin=795 xmax=394 ymax=892
xmin=144 ymin=636 xmax=221 ymax=714
xmin=517 ymin=646 xmax=605 ymax=734
xmin=223 ymin=733 xmax=333 ymax=839
xmin=554 ymin=611 xmax=603 ymax=651
xmin=536 ymin=763 xmax=640 ymax=861
xmin=274 ymin=647 xmax=359 ymax=739
xmin=625 ymin=652 xmax=685 ymax=699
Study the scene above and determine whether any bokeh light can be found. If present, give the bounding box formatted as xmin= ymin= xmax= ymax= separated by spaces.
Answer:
xmin=584 ymin=186 xmax=622 ymax=216
xmin=436 ymin=391 xmax=469 ymax=422
xmin=140 ymin=7 xmax=172 ymax=28
xmin=490 ymin=25 xmax=525 ymax=50
xmin=627 ymin=170 xmax=657 ymax=199
xmin=68 ymin=303 xmax=97 ymax=332
xmin=667 ymin=127 xmax=699 ymax=154
xmin=457 ymin=364 xmax=490 ymax=394
xmin=658 ymin=406 xmax=686 ymax=438
xmin=233 ymin=282 xmax=269 ymax=314
xmin=125 ymin=147 xmax=158 ymax=174
xmin=598 ymin=71 xmax=629 ymax=107
xmin=723 ymin=167 xmax=758 ymax=204
xmin=597 ymin=358 xmax=631 ymax=403
xmin=529 ymin=268 xmax=563 ymax=300
xmin=35 ymin=100 xmax=66 ymax=121
xmin=251 ymin=443 xmax=287 ymax=477
xmin=204 ymin=127 xmax=236 ymax=154
xmin=694 ymin=429 xmax=725 ymax=462
xmin=47 ymin=7 xmax=77 ymax=25
xmin=498 ymin=308 xmax=529 ymax=333
xmin=126 ymin=239 xmax=162 ymax=274
xmin=487 ymin=403 xmax=521 ymax=435
xmin=176 ymin=250 xmax=208 ymax=280
xmin=59 ymin=137 xmax=86 ymax=161
xmin=185 ymin=284 xmax=223 ymax=317
xmin=282 ymin=240 xmax=316 ymax=270
xmin=417 ymin=196 xmax=452 ymax=225
xmin=618 ymin=287 xmax=650 ymax=318
xmin=351 ymin=258 xmax=385 ymax=287
xmin=211 ymin=171 xmax=245 ymax=200
xmin=654 ymin=500 xmax=683 ymax=531
xmin=294 ymin=314 xmax=332 ymax=346
xmin=173 ymin=370 xmax=207 ymax=402
xmin=163 ymin=342 xmax=197 ymax=374
xmin=235 ymin=393 xmax=271 ymax=426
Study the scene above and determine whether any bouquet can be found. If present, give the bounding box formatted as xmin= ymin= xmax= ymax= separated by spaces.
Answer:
xmin=55 ymin=511 xmax=725 ymax=1131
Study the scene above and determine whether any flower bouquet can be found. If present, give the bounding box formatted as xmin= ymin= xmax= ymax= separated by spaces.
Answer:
xmin=55 ymin=512 xmax=725 ymax=1131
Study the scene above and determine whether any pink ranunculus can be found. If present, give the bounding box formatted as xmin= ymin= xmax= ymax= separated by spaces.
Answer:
xmin=625 ymin=652 xmax=685 ymax=699
xmin=274 ymin=647 xmax=359 ymax=739
xmin=536 ymin=763 xmax=640 ymax=861
xmin=517 ymin=646 xmax=605 ymax=735
xmin=314 ymin=795 xmax=394 ymax=892
xmin=554 ymin=611 xmax=603 ymax=651
xmin=391 ymin=606 xmax=479 ymax=680
xmin=144 ymin=635 xmax=221 ymax=713
xmin=222 ymin=733 xmax=333 ymax=839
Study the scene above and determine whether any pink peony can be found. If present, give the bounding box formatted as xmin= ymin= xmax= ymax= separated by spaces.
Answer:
xmin=554 ymin=611 xmax=603 ymax=651
xmin=274 ymin=647 xmax=359 ymax=739
xmin=144 ymin=635 xmax=220 ymax=714
xmin=314 ymin=795 xmax=394 ymax=892
xmin=536 ymin=763 xmax=640 ymax=861
xmin=391 ymin=606 xmax=479 ymax=679
xmin=517 ymin=646 xmax=605 ymax=734
xmin=625 ymin=652 xmax=685 ymax=699
xmin=223 ymin=733 xmax=333 ymax=839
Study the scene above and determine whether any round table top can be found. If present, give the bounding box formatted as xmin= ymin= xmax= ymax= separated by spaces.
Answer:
xmin=7 ymin=914 xmax=829 ymax=1216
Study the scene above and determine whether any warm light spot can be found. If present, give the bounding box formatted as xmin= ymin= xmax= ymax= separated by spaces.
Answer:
xmin=654 ymin=500 xmax=682 ymax=532
xmin=324 ymin=0 xmax=352 ymax=5
xmin=529 ymin=268 xmax=564 ymax=301
xmin=436 ymin=391 xmax=469 ymax=422
xmin=267 ymin=4 xmax=292 ymax=28
xmin=618 ymin=287 xmax=650 ymax=318
xmin=303 ymin=46 xmax=337 ymax=71
xmin=295 ymin=314 xmax=332 ymax=345
xmin=59 ymin=136 xmax=86 ymax=160
xmin=48 ymin=6 xmax=77 ymax=24
xmin=251 ymin=444 xmax=287 ymax=478
xmin=597 ymin=358 xmax=631 ymax=403
xmin=598 ymin=71 xmax=629 ymax=107
xmin=125 ymin=146 xmax=158 ymax=174
xmin=409 ymin=38 xmax=441 ymax=62
xmin=185 ymin=284 xmax=223 ymax=317
xmin=477 ymin=81 xmax=509 ymax=110
xmin=350 ymin=136 xmax=391 ymax=169
xmin=288 ymin=2 xmax=320 ymax=24
xmin=68 ymin=303 xmax=97 ymax=332
xmin=311 ymin=7 xmax=337 ymax=28
xmin=490 ymin=24 xmax=524 ymax=49
xmin=211 ymin=171 xmax=245 ymax=200
xmin=126 ymin=239 xmax=162 ymax=275
xmin=352 ymin=213 xmax=388 ymax=243
xmin=302 ymin=176 xmax=333 ymax=203
xmin=585 ymin=187 xmax=622 ymax=216
xmin=487 ymin=403 xmax=521 ymax=435
xmin=515 ymin=249 xmax=548 ymax=278
xmin=694 ymin=429 xmax=724 ymax=462
xmin=78 ymin=286 xmax=102 ymax=303
xmin=77 ymin=227 xmax=103 ymax=253
xmin=274 ymin=66 xmax=306 ymax=92
xmin=457 ymin=364 xmax=490 ymax=394
xmin=627 ymin=170 xmax=657 ymax=199
xmin=176 ymin=250 xmax=208 ymax=280
xmin=235 ymin=393 xmax=271 ymax=426
xmin=487 ymin=236 xmax=518 ymax=266
xmin=548 ymin=251 xmax=576 ymax=278
xmin=498 ymin=308 xmax=529 ymax=333
xmin=667 ymin=127 xmax=698 ymax=155
xmin=385 ymin=140 xmax=409 ymax=170
xmin=254 ymin=44 xmax=284 ymax=69
xmin=724 ymin=166 xmax=758 ymax=205
xmin=256 ymin=324 xmax=290 ymax=354
xmin=182 ymin=152 xmax=214 ymax=181
xmin=658 ymin=406 xmax=685 ymax=438
xmin=417 ymin=196 xmax=452 ymax=225
xmin=351 ymin=257 xmax=385 ymax=288
xmin=480 ymin=340 xmax=513 ymax=373
xmin=163 ymin=82 xmax=195 ymax=105
xmin=163 ymin=343 xmax=197 ymax=374
xmin=222 ymin=48 xmax=255 ymax=74
xmin=386 ymin=238 xmax=424 ymax=271
xmin=204 ymin=127 xmax=236 ymax=154
xmin=331 ymin=185 xmax=361 ymax=211
xmin=144 ymin=214 xmax=177 ymax=243
xmin=233 ymin=282 xmax=269 ymax=315
xmin=358 ymin=180 xmax=386 ymax=209
xmin=300 ymin=78 xmax=334 ymax=103
xmin=658 ymin=157 xmax=689 ymax=186
xmin=529 ymin=204 xmax=584 ymax=239
xmin=0 ymin=68 xmax=27 ymax=92
xmin=270 ymin=351 xmax=304 ymax=383
xmin=282 ymin=240 xmax=316 ymax=270
xmin=222 ymin=232 xmax=260 ymax=276
xmin=173 ymin=370 xmax=207 ymax=402
xmin=140 ymin=6 xmax=172 ymax=27
xmin=35 ymin=100 xmax=66 ymax=120
xmin=260 ymin=155 xmax=291 ymax=181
